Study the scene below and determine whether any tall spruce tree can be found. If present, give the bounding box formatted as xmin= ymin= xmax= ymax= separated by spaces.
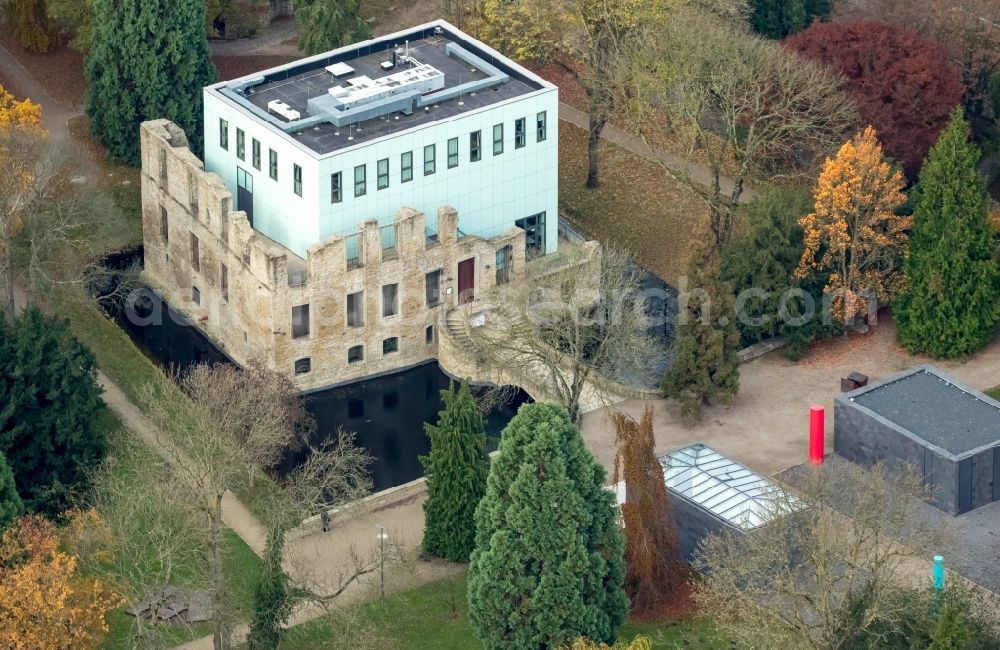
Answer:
xmin=749 ymin=0 xmax=830 ymax=40
xmin=0 ymin=452 xmax=22 ymax=531
xmin=896 ymin=109 xmax=1000 ymax=357
xmin=419 ymin=380 xmax=488 ymax=563
xmin=468 ymin=402 xmax=627 ymax=650
xmin=7 ymin=0 xmax=57 ymax=52
xmin=0 ymin=308 xmax=106 ymax=514
xmin=85 ymin=0 xmax=215 ymax=165
xmin=296 ymin=0 xmax=371 ymax=57
xmin=662 ymin=236 xmax=741 ymax=420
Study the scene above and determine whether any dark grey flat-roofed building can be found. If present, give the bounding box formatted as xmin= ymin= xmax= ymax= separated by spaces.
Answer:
xmin=835 ymin=365 xmax=1000 ymax=515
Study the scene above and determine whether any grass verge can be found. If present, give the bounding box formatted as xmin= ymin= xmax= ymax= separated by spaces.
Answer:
xmin=279 ymin=571 xmax=727 ymax=649
xmin=987 ymin=386 xmax=1000 ymax=401
xmin=558 ymin=122 xmax=707 ymax=284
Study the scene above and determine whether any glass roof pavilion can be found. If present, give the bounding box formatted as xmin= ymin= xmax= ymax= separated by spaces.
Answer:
xmin=659 ymin=444 xmax=803 ymax=531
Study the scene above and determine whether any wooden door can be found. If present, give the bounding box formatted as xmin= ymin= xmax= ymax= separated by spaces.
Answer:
xmin=458 ymin=258 xmax=475 ymax=304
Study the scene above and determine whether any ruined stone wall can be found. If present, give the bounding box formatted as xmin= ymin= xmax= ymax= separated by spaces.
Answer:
xmin=141 ymin=120 xmax=527 ymax=391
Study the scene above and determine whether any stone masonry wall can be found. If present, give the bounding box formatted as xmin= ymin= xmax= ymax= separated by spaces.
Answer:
xmin=141 ymin=120 xmax=526 ymax=391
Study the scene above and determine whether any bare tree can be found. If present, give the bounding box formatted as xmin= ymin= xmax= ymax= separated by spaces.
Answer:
xmin=629 ymin=7 xmax=857 ymax=246
xmin=694 ymin=462 xmax=950 ymax=649
xmin=458 ymin=244 xmax=660 ymax=422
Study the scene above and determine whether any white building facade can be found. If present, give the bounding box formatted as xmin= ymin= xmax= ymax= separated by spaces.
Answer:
xmin=202 ymin=20 xmax=559 ymax=260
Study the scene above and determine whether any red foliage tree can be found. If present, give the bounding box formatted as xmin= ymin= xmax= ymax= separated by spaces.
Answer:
xmin=785 ymin=20 xmax=964 ymax=176
xmin=611 ymin=406 xmax=682 ymax=617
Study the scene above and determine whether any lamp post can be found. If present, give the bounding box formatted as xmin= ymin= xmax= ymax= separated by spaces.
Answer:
xmin=378 ymin=526 xmax=388 ymax=600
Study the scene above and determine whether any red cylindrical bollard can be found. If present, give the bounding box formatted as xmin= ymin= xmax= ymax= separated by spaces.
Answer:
xmin=809 ymin=404 xmax=825 ymax=465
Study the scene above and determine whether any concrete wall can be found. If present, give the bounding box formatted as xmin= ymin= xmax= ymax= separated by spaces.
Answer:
xmin=203 ymin=82 xmax=558 ymax=258
xmin=142 ymin=119 xmax=528 ymax=392
xmin=666 ymin=492 xmax=737 ymax=564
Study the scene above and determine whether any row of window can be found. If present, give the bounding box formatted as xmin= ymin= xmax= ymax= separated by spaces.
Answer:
xmin=293 ymin=326 xmax=435 ymax=376
xmin=219 ymin=111 xmax=548 ymax=203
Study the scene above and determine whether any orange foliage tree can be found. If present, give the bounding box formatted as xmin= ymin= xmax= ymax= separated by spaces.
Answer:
xmin=611 ymin=406 xmax=682 ymax=617
xmin=0 ymin=515 xmax=122 ymax=650
xmin=793 ymin=127 xmax=909 ymax=325
xmin=0 ymin=84 xmax=43 ymax=129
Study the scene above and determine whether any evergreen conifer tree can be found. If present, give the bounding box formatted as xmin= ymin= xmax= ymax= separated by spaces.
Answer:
xmin=0 ymin=452 xmax=22 ymax=531
xmin=85 ymin=0 xmax=215 ymax=165
xmin=896 ymin=109 xmax=1000 ymax=357
xmin=296 ymin=0 xmax=371 ymax=57
xmin=419 ymin=380 xmax=488 ymax=562
xmin=749 ymin=0 xmax=830 ymax=40
xmin=247 ymin=528 xmax=292 ymax=650
xmin=662 ymin=237 xmax=741 ymax=420
xmin=7 ymin=0 xmax=57 ymax=52
xmin=468 ymin=403 xmax=626 ymax=650
xmin=0 ymin=308 xmax=105 ymax=514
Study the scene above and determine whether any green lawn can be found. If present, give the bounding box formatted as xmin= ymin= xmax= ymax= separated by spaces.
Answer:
xmin=988 ymin=386 xmax=1000 ymax=401
xmin=280 ymin=572 xmax=728 ymax=649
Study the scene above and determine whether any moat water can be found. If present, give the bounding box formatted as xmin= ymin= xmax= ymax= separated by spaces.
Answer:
xmin=102 ymin=248 xmax=530 ymax=491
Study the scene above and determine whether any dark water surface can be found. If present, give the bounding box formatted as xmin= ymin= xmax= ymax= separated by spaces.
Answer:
xmin=105 ymin=249 xmax=530 ymax=491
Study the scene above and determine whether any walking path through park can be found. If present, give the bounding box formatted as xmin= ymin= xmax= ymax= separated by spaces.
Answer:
xmin=0 ymin=41 xmax=79 ymax=145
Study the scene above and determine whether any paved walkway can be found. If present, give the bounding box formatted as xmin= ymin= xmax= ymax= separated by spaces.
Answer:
xmin=0 ymin=41 xmax=79 ymax=142
xmin=558 ymin=103 xmax=757 ymax=204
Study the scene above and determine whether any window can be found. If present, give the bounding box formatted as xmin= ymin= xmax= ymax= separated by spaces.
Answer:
xmin=426 ymin=325 xmax=434 ymax=344
xmin=219 ymin=118 xmax=228 ymax=150
xmin=220 ymin=263 xmax=229 ymax=301
xmin=347 ymin=291 xmax=364 ymax=327
xmin=292 ymin=304 xmax=310 ymax=338
xmin=160 ymin=206 xmax=168 ymax=243
xmin=158 ymin=148 xmax=167 ymax=184
xmin=382 ymin=283 xmax=399 ymax=317
xmin=423 ymin=144 xmax=436 ymax=175
xmin=382 ymin=337 xmax=399 ymax=355
xmin=447 ymin=137 xmax=458 ymax=168
xmin=294 ymin=358 xmax=311 ymax=375
xmin=269 ymin=149 xmax=278 ymax=181
xmin=537 ymin=111 xmax=547 ymax=142
xmin=493 ymin=123 xmax=504 ymax=155
xmin=354 ymin=164 xmax=366 ymax=197
xmin=425 ymin=269 xmax=441 ymax=307
xmin=345 ymin=233 xmax=362 ymax=270
xmin=252 ymin=138 xmax=261 ymax=170
xmin=516 ymin=211 xmax=547 ymax=258
xmin=188 ymin=171 xmax=198 ymax=211
xmin=496 ymin=245 xmax=512 ymax=284
xmin=190 ymin=233 xmax=200 ymax=271
xmin=347 ymin=345 xmax=364 ymax=365
xmin=236 ymin=128 xmax=245 ymax=160
xmin=470 ymin=130 xmax=482 ymax=162
xmin=401 ymin=151 xmax=413 ymax=182
xmin=380 ymin=224 xmax=397 ymax=260
xmin=293 ymin=164 xmax=302 ymax=197
xmin=192 ymin=286 xmax=201 ymax=305
xmin=515 ymin=118 xmax=526 ymax=148
xmin=377 ymin=157 xmax=389 ymax=189
xmin=331 ymin=171 xmax=342 ymax=203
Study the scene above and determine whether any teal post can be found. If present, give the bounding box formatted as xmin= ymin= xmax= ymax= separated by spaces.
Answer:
xmin=932 ymin=555 xmax=945 ymax=591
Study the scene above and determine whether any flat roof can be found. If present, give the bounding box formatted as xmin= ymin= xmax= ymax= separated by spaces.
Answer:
xmin=209 ymin=21 xmax=550 ymax=156
xmin=658 ymin=444 xmax=803 ymax=531
xmin=851 ymin=367 xmax=1000 ymax=456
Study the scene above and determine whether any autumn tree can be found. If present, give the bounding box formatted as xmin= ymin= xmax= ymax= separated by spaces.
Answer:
xmin=420 ymin=379 xmax=489 ymax=563
xmin=634 ymin=7 xmax=856 ymax=246
xmin=794 ymin=127 xmax=909 ymax=326
xmin=86 ymin=0 xmax=215 ymax=164
xmin=785 ymin=20 xmax=965 ymax=176
xmin=0 ymin=452 xmax=22 ymax=531
xmin=896 ymin=110 xmax=1000 ymax=357
xmin=477 ymin=0 xmax=675 ymax=188
xmin=458 ymin=244 xmax=659 ymax=423
xmin=611 ymin=406 xmax=681 ymax=617
xmin=295 ymin=0 xmax=371 ymax=57
xmin=7 ymin=0 xmax=57 ymax=52
xmin=468 ymin=402 xmax=627 ymax=649
xmin=662 ymin=236 xmax=741 ymax=420
xmin=0 ymin=515 xmax=122 ymax=649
